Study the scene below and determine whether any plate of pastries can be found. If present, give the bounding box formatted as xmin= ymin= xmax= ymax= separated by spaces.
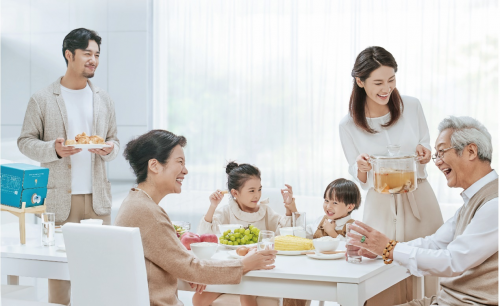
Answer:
xmin=65 ymin=132 xmax=111 ymax=149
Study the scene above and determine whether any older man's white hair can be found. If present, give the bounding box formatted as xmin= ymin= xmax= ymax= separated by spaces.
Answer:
xmin=438 ymin=116 xmax=492 ymax=162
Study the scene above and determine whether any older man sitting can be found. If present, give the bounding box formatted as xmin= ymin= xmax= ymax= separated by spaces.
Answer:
xmin=348 ymin=116 xmax=498 ymax=306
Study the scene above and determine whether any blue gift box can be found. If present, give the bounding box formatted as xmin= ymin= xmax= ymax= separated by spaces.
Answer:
xmin=1 ymin=163 xmax=49 ymax=208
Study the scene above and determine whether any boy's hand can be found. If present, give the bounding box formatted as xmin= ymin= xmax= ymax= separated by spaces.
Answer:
xmin=322 ymin=219 xmax=338 ymax=237
xmin=209 ymin=190 xmax=225 ymax=207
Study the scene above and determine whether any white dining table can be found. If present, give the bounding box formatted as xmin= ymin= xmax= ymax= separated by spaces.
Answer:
xmin=1 ymin=226 xmax=423 ymax=306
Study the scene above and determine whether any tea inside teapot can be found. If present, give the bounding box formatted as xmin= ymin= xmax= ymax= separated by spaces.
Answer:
xmin=374 ymin=167 xmax=416 ymax=194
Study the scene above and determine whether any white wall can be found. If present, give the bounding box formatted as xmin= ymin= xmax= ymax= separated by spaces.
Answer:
xmin=1 ymin=0 xmax=151 ymax=182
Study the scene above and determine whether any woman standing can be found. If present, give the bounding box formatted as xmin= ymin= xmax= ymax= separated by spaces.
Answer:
xmin=114 ymin=130 xmax=277 ymax=306
xmin=339 ymin=46 xmax=443 ymax=304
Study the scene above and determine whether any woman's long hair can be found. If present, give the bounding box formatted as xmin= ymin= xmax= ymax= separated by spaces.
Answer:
xmin=349 ymin=46 xmax=403 ymax=134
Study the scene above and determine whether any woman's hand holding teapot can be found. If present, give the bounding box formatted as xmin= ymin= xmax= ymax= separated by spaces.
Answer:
xmin=416 ymin=144 xmax=431 ymax=164
xmin=356 ymin=153 xmax=372 ymax=173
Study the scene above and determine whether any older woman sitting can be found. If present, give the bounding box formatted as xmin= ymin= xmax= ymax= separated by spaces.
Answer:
xmin=347 ymin=116 xmax=498 ymax=306
xmin=114 ymin=130 xmax=277 ymax=306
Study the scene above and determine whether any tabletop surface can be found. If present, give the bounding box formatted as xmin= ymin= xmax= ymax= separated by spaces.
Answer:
xmin=1 ymin=224 xmax=400 ymax=284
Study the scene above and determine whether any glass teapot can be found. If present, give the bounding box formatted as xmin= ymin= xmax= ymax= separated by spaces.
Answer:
xmin=370 ymin=145 xmax=418 ymax=194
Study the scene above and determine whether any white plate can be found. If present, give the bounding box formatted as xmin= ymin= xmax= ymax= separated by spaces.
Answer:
xmin=276 ymin=250 xmax=311 ymax=256
xmin=67 ymin=144 xmax=111 ymax=149
xmin=227 ymin=250 xmax=245 ymax=259
xmin=223 ymin=243 xmax=257 ymax=250
xmin=306 ymin=253 xmax=344 ymax=260
xmin=57 ymin=244 xmax=66 ymax=252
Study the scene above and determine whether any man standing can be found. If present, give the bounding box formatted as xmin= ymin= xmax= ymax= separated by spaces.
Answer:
xmin=18 ymin=28 xmax=119 ymax=305
xmin=348 ymin=116 xmax=497 ymax=306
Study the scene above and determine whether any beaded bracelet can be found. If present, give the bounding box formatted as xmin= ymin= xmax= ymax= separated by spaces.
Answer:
xmin=382 ymin=240 xmax=398 ymax=264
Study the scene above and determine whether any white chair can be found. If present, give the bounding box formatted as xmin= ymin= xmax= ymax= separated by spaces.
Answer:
xmin=62 ymin=223 xmax=149 ymax=306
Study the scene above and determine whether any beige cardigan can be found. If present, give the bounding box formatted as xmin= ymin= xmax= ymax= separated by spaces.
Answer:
xmin=115 ymin=189 xmax=244 ymax=306
xmin=17 ymin=77 xmax=119 ymax=222
xmin=198 ymin=198 xmax=293 ymax=235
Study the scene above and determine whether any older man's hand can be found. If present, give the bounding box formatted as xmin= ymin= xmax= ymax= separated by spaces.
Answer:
xmin=346 ymin=221 xmax=391 ymax=256
xmin=416 ymin=144 xmax=432 ymax=164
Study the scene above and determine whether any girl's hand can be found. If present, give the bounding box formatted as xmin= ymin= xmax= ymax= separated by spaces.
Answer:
xmin=416 ymin=144 xmax=431 ymax=164
xmin=322 ymin=219 xmax=338 ymax=237
xmin=356 ymin=153 xmax=372 ymax=173
xmin=281 ymin=184 xmax=293 ymax=204
xmin=189 ymin=282 xmax=207 ymax=294
xmin=209 ymin=190 xmax=225 ymax=207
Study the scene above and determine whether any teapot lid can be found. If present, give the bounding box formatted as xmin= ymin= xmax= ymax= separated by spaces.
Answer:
xmin=370 ymin=145 xmax=417 ymax=159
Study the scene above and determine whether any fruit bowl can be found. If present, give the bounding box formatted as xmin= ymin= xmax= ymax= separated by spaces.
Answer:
xmin=218 ymin=224 xmax=242 ymax=236
xmin=219 ymin=225 xmax=261 ymax=247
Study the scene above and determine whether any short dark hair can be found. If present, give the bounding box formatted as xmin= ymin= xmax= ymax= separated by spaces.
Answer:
xmin=62 ymin=28 xmax=102 ymax=66
xmin=124 ymin=130 xmax=187 ymax=184
xmin=349 ymin=46 xmax=403 ymax=134
xmin=324 ymin=178 xmax=361 ymax=214
xmin=226 ymin=162 xmax=261 ymax=196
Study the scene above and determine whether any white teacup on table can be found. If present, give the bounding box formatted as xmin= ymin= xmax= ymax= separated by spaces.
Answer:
xmin=190 ymin=242 xmax=218 ymax=259
xmin=313 ymin=236 xmax=340 ymax=255
xmin=80 ymin=219 xmax=103 ymax=225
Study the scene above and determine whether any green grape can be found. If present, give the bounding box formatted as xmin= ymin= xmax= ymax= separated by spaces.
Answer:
xmin=233 ymin=241 xmax=239 ymax=245
xmin=241 ymin=238 xmax=247 ymax=244
xmin=237 ymin=238 xmax=241 ymax=243
xmin=252 ymin=237 xmax=258 ymax=242
xmin=249 ymin=225 xmax=254 ymax=229
xmin=239 ymin=228 xmax=245 ymax=234
xmin=230 ymin=236 xmax=236 ymax=241
xmin=228 ymin=241 xmax=233 ymax=245
xmin=221 ymin=240 xmax=227 ymax=244
xmin=244 ymin=229 xmax=250 ymax=235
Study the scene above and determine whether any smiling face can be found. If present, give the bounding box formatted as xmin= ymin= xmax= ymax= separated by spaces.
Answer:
xmin=356 ymin=65 xmax=396 ymax=107
xmin=66 ymin=40 xmax=99 ymax=78
xmin=154 ymin=145 xmax=188 ymax=194
xmin=230 ymin=177 xmax=262 ymax=212
xmin=323 ymin=193 xmax=355 ymax=221
xmin=434 ymin=129 xmax=466 ymax=188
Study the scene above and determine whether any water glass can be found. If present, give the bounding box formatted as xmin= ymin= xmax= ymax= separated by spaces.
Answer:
xmin=41 ymin=213 xmax=55 ymax=246
xmin=346 ymin=223 xmax=362 ymax=263
xmin=257 ymin=230 xmax=275 ymax=251
xmin=292 ymin=212 xmax=306 ymax=238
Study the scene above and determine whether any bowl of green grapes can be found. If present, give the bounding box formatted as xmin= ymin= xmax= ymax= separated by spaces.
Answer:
xmin=219 ymin=225 xmax=261 ymax=249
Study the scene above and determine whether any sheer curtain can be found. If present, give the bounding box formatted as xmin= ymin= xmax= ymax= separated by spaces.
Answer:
xmin=152 ymin=0 xmax=498 ymax=219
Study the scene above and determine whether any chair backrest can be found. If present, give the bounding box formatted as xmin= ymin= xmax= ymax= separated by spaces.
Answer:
xmin=62 ymin=223 xmax=149 ymax=306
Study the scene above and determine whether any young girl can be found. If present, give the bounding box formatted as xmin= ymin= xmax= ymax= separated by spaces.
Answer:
xmin=194 ymin=161 xmax=297 ymax=306
xmin=306 ymin=178 xmax=361 ymax=240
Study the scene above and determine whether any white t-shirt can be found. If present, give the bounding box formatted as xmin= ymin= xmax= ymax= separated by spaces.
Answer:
xmin=61 ymin=84 xmax=93 ymax=194
xmin=339 ymin=96 xmax=431 ymax=190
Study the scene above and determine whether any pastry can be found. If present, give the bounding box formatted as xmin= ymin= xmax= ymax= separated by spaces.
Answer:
xmin=75 ymin=132 xmax=90 ymax=144
xmin=89 ymin=135 xmax=105 ymax=144
xmin=65 ymin=139 xmax=76 ymax=146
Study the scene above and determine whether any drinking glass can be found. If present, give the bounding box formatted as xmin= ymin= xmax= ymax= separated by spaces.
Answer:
xmin=292 ymin=212 xmax=306 ymax=238
xmin=257 ymin=230 xmax=275 ymax=251
xmin=346 ymin=223 xmax=362 ymax=263
xmin=41 ymin=213 xmax=55 ymax=246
